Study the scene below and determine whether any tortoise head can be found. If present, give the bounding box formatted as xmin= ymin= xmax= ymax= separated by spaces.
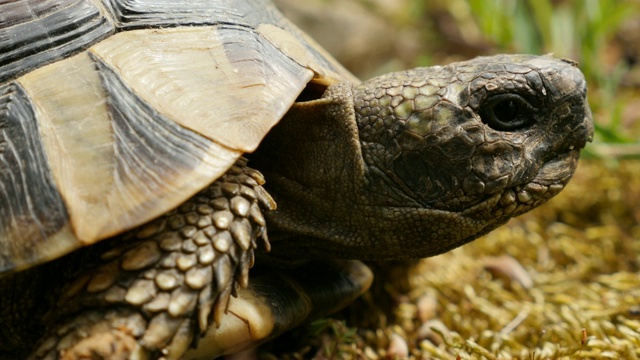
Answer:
xmin=349 ymin=54 xmax=593 ymax=257
xmin=256 ymin=54 xmax=593 ymax=261
xmin=356 ymin=54 xmax=593 ymax=213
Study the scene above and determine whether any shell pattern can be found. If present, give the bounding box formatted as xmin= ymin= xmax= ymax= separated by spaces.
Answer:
xmin=0 ymin=0 xmax=356 ymax=272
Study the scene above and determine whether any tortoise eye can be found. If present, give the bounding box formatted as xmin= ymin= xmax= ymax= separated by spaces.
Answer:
xmin=480 ymin=94 xmax=536 ymax=131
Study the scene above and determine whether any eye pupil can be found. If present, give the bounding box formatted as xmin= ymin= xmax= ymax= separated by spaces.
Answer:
xmin=493 ymin=99 xmax=519 ymax=122
xmin=479 ymin=94 xmax=535 ymax=131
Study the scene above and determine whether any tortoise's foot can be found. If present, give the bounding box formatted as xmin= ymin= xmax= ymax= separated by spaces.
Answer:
xmin=31 ymin=309 xmax=184 ymax=360
xmin=32 ymin=310 xmax=145 ymax=360
xmin=59 ymin=331 xmax=138 ymax=360
xmin=30 ymin=160 xmax=275 ymax=360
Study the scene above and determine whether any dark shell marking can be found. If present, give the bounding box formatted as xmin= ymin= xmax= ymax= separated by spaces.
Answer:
xmin=0 ymin=0 xmax=354 ymax=272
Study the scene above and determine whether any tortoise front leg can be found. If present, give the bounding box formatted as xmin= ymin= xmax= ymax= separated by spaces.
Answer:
xmin=30 ymin=160 xmax=275 ymax=359
xmin=30 ymin=160 xmax=373 ymax=359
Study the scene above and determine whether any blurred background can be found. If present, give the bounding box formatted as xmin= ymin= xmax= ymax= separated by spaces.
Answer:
xmin=261 ymin=1 xmax=640 ymax=358
xmin=276 ymin=0 xmax=640 ymax=159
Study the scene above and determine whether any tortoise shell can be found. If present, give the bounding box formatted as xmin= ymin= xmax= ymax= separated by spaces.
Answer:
xmin=0 ymin=0 xmax=357 ymax=272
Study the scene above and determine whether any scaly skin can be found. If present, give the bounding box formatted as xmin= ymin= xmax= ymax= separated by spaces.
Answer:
xmin=26 ymin=160 xmax=276 ymax=359
xmin=22 ymin=162 xmax=372 ymax=360
xmin=1 ymin=54 xmax=593 ymax=359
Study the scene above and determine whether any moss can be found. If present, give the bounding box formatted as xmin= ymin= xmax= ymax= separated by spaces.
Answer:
xmin=262 ymin=160 xmax=640 ymax=359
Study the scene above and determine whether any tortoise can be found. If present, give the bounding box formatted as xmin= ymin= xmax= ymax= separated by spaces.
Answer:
xmin=0 ymin=0 xmax=593 ymax=359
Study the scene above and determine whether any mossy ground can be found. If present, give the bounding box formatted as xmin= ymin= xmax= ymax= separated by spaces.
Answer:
xmin=261 ymin=161 xmax=640 ymax=359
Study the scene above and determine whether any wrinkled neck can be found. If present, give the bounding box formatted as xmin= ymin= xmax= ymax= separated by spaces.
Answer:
xmin=249 ymin=82 xmax=368 ymax=245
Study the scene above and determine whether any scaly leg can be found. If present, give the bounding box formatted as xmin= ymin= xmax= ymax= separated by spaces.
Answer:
xmin=29 ymin=159 xmax=373 ymax=359
xmin=31 ymin=159 xmax=275 ymax=360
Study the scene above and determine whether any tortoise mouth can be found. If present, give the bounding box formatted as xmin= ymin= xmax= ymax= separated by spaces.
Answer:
xmin=466 ymin=150 xmax=580 ymax=220
xmin=531 ymin=150 xmax=581 ymax=186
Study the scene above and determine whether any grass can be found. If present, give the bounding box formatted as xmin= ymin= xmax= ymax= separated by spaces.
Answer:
xmin=418 ymin=0 xmax=640 ymax=158
xmin=262 ymin=159 xmax=640 ymax=358
xmin=360 ymin=0 xmax=640 ymax=158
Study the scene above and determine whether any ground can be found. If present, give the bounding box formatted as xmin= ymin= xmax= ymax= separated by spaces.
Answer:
xmin=259 ymin=161 xmax=640 ymax=359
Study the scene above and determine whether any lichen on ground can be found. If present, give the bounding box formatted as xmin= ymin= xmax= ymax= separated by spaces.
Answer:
xmin=261 ymin=159 xmax=640 ymax=359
